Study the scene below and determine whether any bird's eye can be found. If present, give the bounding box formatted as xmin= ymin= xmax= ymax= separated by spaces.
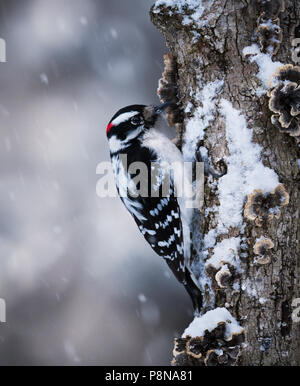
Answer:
xmin=131 ymin=116 xmax=142 ymax=126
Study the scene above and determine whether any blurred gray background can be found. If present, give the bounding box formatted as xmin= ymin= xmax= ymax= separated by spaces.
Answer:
xmin=0 ymin=0 xmax=193 ymax=365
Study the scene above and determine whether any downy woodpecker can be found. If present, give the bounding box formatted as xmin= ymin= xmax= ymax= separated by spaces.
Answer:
xmin=106 ymin=103 xmax=202 ymax=312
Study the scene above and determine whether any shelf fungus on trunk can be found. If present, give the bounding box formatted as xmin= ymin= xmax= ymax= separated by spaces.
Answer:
xmin=269 ymin=82 xmax=300 ymax=135
xmin=256 ymin=0 xmax=285 ymax=56
xmin=157 ymin=52 xmax=184 ymax=143
xmin=244 ymin=184 xmax=289 ymax=227
xmin=268 ymin=65 xmax=300 ymax=139
xmin=204 ymin=347 xmax=241 ymax=366
xmin=271 ymin=114 xmax=300 ymax=141
xmin=215 ymin=264 xmax=232 ymax=289
xmin=256 ymin=19 xmax=282 ymax=56
xmin=206 ymin=263 xmax=234 ymax=289
xmin=253 ymin=237 xmax=275 ymax=265
xmin=270 ymin=64 xmax=300 ymax=85
xmin=172 ymin=308 xmax=245 ymax=366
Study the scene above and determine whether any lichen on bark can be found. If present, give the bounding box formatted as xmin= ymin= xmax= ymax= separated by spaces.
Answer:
xmin=150 ymin=0 xmax=300 ymax=366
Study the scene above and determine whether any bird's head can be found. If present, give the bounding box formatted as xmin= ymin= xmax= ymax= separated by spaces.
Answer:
xmin=106 ymin=103 xmax=170 ymax=153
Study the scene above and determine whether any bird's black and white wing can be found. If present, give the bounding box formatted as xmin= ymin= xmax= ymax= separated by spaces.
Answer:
xmin=116 ymin=145 xmax=186 ymax=283
xmin=134 ymin=190 xmax=185 ymax=283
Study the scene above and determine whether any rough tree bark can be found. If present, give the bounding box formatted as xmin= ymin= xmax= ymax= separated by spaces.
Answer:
xmin=150 ymin=0 xmax=300 ymax=366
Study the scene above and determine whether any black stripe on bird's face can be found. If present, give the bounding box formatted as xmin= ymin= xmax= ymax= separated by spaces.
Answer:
xmin=106 ymin=105 xmax=146 ymax=139
xmin=106 ymin=103 xmax=171 ymax=139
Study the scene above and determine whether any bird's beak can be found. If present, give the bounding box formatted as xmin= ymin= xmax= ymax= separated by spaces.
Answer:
xmin=143 ymin=102 xmax=170 ymax=123
xmin=154 ymin=102 xmax=171 ymax=114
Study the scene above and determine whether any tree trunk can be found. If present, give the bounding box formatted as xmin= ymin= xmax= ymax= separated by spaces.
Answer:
xmin=150 ymin=0 xmax=300 ymax=366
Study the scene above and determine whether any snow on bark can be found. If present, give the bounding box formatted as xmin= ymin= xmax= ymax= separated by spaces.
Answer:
xmin=151 ymin=0 xmax=300 ymax=366
xmin=182 ymin=79 xmax=224 ymax=162
xmin=183 ymin=307 xmax=244 ymax=338
xmin=153 ymin=0 xmax=214 ymax=29
xmin=243 ymin=44 xmax=283 ymax=94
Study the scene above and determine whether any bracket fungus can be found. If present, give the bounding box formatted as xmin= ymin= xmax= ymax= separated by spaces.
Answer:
xmin=244 ymin=184 xmax=289 ymax=227
xmin=271 ymin=112 xmax=300 ymax=138
xmin=185 ymin=336 xmax=204 ymax=359
xmin=173 ymin=337 xmax=190 ymax=357
xmin=268 ymin=71 xmax=300 ymax=136
xmin=254 ymin=0 xmax=285 ymax=60
xmin=256 ymin=19 xmax=282 ymax=56
xmin=204 ymin=347 xmax=241 ymax=366
xmin=206 ymin=261 xmax=236 ymax=290
xmin=253 ymin=237 xmax=275 ymax=265
xmin=271 ymin=64 xmax=300 ymax=85
xmin=183 ymin=325 xmax=244 ymax=366
xmin=157 ymin=53 xmax=183 ymax=128
xmin=215 ymin=264 xmax=233 ymax=289
xmin=256 ymin=0 xmax=285 ymax=56
xmin=173 ymin=308 xmax=246 ymax=366
xmin=269 ymin=65 xmax=300 ymax=138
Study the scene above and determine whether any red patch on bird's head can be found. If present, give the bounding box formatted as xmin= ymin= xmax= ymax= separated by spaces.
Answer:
xmin=106 ymin=122 xmax=114 ymax=134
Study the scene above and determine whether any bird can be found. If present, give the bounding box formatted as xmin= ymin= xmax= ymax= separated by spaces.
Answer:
xmin=106 ymin=103 xmax=202 ymax=313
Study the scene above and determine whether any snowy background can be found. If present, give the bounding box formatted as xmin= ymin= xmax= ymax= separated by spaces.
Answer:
xmin=0 ymin=0 xmax=194 ymax=365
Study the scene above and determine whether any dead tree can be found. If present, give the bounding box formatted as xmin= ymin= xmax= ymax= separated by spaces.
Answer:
xmin=150 ymin=0 xmax=300 ymax=366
